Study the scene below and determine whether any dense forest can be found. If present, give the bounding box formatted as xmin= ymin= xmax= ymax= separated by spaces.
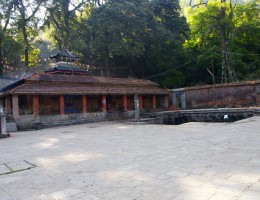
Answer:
xmin=0 ymin=0 xmax=259 ymax=88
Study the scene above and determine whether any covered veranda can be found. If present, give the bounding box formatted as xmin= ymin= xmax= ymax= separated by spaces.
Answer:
xmin=8 ymin=94 xmax=168 ymax=117
xmin=1 ymin=73 xmax=169 ymax=129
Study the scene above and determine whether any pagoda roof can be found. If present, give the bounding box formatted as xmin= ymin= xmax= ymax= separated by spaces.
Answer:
xmin=45 ymin=63 xmax=86 ymax=75
xmin=50 ymin=50 xmax=79 ymax=59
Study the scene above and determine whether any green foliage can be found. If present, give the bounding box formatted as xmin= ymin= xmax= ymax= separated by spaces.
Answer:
xmin=162 ymin=70 xmax=186 ymax=88
xmin=77 ymin=0 xmax=188 ymax=84
xmin=0 ymin=0 xmax=258 ymax=88
xmin=184 ymin=0 xmax=260 ymax=84
xmin=21 ymin=48 xmax=40 ymax=67
xmin=88 ymin=0 xmax=149 ymax=57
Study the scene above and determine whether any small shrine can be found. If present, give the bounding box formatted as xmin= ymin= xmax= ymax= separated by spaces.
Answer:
xmin=49 ymin=49 xmax=79 ymax=63
xmin=0 ymin=50 xmax=170 ymax=130
xmin=47 ymin=50 xmax=86 ymax=75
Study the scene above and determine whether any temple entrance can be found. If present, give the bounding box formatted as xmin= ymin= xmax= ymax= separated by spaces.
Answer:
xmin=64 ymin=95 xmax=82 ymax=114
xmin=106 ymin=95 xmax=124 ymax=112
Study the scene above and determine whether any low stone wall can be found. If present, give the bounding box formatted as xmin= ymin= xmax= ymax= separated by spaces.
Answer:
xmin=6 ymin=122 xmax=17 ymax=132
xmin=152 ymin=108 xmax=260 ymax=125
xmin=14 ymin=111 xmax=135 ymax=130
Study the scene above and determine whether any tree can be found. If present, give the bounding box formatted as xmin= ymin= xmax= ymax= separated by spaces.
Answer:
xmin=143 ymin=0 xmax=188 ymax=88
xmin=184 ymin=0 xmax=260 ymax=84
xmin=0 ymin=0 xmax=18 ymax=74
xmin=78 ymin=0 xmax=189 ymax=81
xmin=15 ymin=0 xmax=46 ymax=68
xmin=230 ymin=2 xmax=260 ymax=80
xmin=45 ymin=0 xmax=90 ymax=50
xmin=84 ymin=0 xmax=156 ymax=76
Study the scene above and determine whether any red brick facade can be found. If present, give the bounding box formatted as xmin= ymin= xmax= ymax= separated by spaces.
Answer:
xmin=172 ymin=81 xmax=260 ymax=109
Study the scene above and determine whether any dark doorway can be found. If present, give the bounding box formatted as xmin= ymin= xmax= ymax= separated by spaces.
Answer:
xmin=64 ymin=95 xmax=82 ymax=114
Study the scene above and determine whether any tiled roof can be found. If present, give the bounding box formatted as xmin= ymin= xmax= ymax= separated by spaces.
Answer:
xmin=50 ymin=50 xmax=78 ymax=59
xmin=1 ymin=73 xmax=169 ymax=96
xmin=9 ymin=83 xmax=169 ymax=95
xmin=45 ymin=64 xmax=87 ymax=73
xmin=0 ymin=78 xmax=18 ymax=90
xmin=26 ymin=73 xmax=159 ymax=86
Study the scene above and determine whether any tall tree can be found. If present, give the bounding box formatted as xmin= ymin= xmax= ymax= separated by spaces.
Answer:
xmin=143 ymin=0 xmax=188 ymax=88
xmin=184 ymin=0 xmax=260 ymax=84
xmin=219 ymin=0 xmax=236 ymax=83
xmin=45 ymin=0 xmax=89 ymax=50
xmin=0 ymin=0 xmax=18 ymax=74
xmin=15 ymin=0 xmax=46 ymax=68
xmin=79 ymin=0 xmax=188 ymax=81
xmin=84 ymin=0 xmax=156 ymax=76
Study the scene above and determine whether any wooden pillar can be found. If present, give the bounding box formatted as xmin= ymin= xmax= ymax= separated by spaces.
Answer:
xmin=12 ymin=95 xmax=19 ymax=118
xmin=33 ymin=95 xmax=39 ymax=116
xmin=5 ymin=96 xmax=11 ymax=115
xmin=152 ymin=95 xmax=156 ymax=109
xmin=164 ymin=95 xmax=169 ymax=108
xmin=82 ymin=95 xmax=87 ymax=113
xmin=102 ymin=95 xmax=106 ymax=112
xmin=123 ymin=95 xmax=127 ymax=112
xmin=60 ymin=95 xmax=64 ymax=115
xmin=257 ymin=94 xmax=260 ymax=104
xmin=139 ymin=95 xmax=143 ymax=110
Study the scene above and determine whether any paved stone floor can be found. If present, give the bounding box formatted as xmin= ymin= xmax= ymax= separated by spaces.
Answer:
xmin=0 ymin=117 xmax=260 ymax=200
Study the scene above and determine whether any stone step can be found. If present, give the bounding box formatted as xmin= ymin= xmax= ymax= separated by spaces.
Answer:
xmin=140 ymin=117 xmax=156 ymax=122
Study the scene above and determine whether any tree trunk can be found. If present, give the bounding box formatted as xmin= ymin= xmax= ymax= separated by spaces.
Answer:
xmin=22 ymin=25 xmax=29 ymax=69
xmin=105 ymin=52 xmax=110 ymax=77
xmin=220 ymin=0 xmax=227 ymax=83
xmin=220 ymin=0 xmax=236 ymax=83
xmin=63 ymin=0 xmax=70 ymax=49
xmin=0 ymin=44 xmax=4 ymax=75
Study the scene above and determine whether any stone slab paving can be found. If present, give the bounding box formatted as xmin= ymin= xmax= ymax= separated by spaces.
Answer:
xmin=0 ymin=165 xmax=10 ymax=175
xmin=0 ymin=116 xmax=260 ymax=200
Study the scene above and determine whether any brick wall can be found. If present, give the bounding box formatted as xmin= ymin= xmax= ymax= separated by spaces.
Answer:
xmin=183 ymin=81 xmax=259 ymax=109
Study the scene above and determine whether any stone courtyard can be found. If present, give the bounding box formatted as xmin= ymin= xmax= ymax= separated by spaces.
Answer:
xmin=0 ymin=117 xmax=260 ymax=200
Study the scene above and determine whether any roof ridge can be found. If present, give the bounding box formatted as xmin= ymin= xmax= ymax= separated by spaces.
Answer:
xmin=25 ymin=73 xmax=158 ymax=86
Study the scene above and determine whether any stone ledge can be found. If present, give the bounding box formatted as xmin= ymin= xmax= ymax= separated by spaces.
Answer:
xmin=6 ymin=122 xmax=17 ymax=132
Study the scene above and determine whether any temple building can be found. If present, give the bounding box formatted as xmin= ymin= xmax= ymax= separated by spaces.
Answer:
xmin=0 ymin=50 xmax=169 ymax=129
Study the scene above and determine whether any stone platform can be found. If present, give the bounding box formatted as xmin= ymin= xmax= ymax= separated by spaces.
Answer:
xmin=148 ymin=107 xmax=260 ymax=124
xmin=0 ymin=117 xmax=260 ymax=200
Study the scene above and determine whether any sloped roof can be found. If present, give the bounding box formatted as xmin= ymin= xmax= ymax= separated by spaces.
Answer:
xmin=1 ymin=73 xmax=169 ymax=96
xmin=0 ymin=78 xmax=19 ymax=91
xmin=45 ymin=63 xmax=86 ymax=74
xmin=27 ymin=73 xmax=159 ymax=86
xmin=50 ymin=50 xmax=79 ymax=59
xmin=7 ymin=83 xmax=168 ymax=95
